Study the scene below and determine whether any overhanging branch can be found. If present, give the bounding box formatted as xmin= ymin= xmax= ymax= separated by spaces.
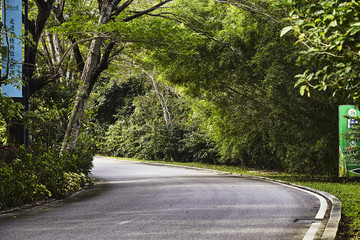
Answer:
xmin=122 ymin=0 xmax=174 ymax=22
xmin=215 ymin=0 xmax=281 ymax=25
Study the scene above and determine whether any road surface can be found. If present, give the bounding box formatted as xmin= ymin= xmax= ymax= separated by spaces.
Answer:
xmin=0 ymin=156 xmax=323 ymax=239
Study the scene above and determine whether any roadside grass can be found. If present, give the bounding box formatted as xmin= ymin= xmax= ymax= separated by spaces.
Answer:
xmin=105 ymin=156 xmax=360 ymax=240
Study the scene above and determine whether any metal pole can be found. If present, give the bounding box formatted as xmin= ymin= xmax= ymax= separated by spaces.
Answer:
xmin=24 ymin=0 xmax=30 ymax=148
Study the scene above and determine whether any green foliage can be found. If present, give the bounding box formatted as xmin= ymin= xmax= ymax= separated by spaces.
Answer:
xmin=0 ymin=97 xmax=24 ymax=144
xmin=100 ymin=77 xmax=219 ymax=164
xmin=0 ymin=137 xmax=94 ymax=210
xmin=62 ymin=172 xmax=88 ymax=194
xmin=27 ymin=74 xmax=80 ymax=147
xmin=137 ymin=0 xmax=340 ymax=176
xmin=280 ymin=0 xmax=360 ymax=103
xmin=90 ymin=75 xmax=147 ymax=125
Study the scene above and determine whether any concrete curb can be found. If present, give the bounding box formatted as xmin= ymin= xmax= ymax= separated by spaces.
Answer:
xmin=251 ymin=176 xmax=341 ymax=240
xmin=138 ymin=161 xmax=341 ymax=240
xmin=0 ymin=184 xmax=93 ymax=216
xmin=0 ymin=198 xmax=56 ymax=215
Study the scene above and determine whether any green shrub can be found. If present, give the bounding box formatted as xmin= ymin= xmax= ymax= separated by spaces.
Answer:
xmin=99 ymin=87 xmax=220 ymax=164
xmin=0 ymin=137 xmax=94 ymax=210
xmin=103 ymin=117 xmax=219 ymax=163
xmin=62 ymin=172 xmax=87 ymax=194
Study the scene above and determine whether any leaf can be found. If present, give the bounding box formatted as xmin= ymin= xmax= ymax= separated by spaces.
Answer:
xmin=280 ymin=26 xmax=293 ymax=37
xmin=329 ymin=20 xmax=337 ymax=27
xmin=306 ymin=86 xmax=311 ymax=97
xmin=350 ymin=27 xmax=360 ymax=36
xmin=336 ymin=63 xmax=345 ymax=68
xmin=300 ymin=85 xmax=306 ymax=96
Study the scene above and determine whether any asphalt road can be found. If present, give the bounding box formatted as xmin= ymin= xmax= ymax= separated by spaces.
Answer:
xmin=0 ymin=156 xmax=322 ymax=240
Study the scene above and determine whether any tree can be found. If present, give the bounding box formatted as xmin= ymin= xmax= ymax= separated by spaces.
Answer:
xmin=280 ymin=0 xmax=360 ymax=103
xmin=3 ymin=0 xmax=175 ymax=148
xmin=61 ymin=0 xmax=174 ymax=151
xmin=98 ymin=73 xmax=219 ymax=163
xmin=25 ymin=0 xmax=60 ymax=94
xmin=132 ymin=0 xmax=339 ymax=175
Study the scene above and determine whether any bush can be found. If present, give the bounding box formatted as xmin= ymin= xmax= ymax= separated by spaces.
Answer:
xmin=0 ymin=139 xmax=94 ymax=210
xmin=99 ymin=87 xmax=220 ymax=164
xmin=103 ymin=117 xmax=219 ymax=164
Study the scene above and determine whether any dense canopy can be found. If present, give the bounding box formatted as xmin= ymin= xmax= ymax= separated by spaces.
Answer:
xmin=0 ymin=0 xmax=358 ymax=209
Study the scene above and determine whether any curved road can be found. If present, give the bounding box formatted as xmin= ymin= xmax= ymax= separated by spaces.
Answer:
xmin=0 ymin=156 xmax=322 ymax=239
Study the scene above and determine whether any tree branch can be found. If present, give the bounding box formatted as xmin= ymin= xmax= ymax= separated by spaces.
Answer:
xmin=122 ymin=0 xmax=173 ymax=22
xmin=111 ymin=0 xmax=133 ymax=19
xmin=145 ymin=12 xmax=252 ymax=68
xmin=215 ymin=0 xmax=281 ymax=25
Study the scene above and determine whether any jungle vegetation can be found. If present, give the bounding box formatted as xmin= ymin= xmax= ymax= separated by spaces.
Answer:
xmin=1 ymin=0 xmax=358 ymax=209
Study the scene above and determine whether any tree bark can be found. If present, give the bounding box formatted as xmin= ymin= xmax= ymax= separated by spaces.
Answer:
xmin=61 ymin=40 xmax=102 ymax=151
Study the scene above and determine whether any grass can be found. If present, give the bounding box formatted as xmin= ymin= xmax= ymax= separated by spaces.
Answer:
xmin=106 ymin=156 xmax=360 ymax=240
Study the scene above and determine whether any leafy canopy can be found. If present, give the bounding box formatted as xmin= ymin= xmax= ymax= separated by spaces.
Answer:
xmin=281 ymin=0 xmax=360 ymax=102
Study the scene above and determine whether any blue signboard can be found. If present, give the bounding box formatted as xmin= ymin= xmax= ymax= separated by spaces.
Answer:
xmin=1 ymin=0 xmax=23 ymax=97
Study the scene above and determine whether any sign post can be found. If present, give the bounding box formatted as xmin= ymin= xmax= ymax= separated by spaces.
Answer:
xmin=1 ymin=0 xmax=29 ymax=147
xmin=339 ymin=105 xmax=360 ymax=177
xmin=1 ymin=0 xmax=23 ymax=98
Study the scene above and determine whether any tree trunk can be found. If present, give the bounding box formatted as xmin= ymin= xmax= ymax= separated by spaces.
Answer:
xmin=61 ymin=2 xmax=114 ymax=151
xmin=40 ymin=33 xmax=53 ymax=67
xmin=52 ymin=34 xmax=66 ymax=78
xmin=147 ymin=72 xmax=171 ymax=125
xmin=60 ymin=38 xmax=103 ymax=151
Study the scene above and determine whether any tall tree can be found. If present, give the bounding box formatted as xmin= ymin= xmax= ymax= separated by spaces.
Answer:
xmin=131 ymin=0 xmax=339 ymax=175
xmin=61 ymin=0 xmax=174 ymax=151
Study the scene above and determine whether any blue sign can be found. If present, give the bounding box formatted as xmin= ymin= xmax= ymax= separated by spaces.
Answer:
xmin=1 ymin=0 xmax=23 ymax=97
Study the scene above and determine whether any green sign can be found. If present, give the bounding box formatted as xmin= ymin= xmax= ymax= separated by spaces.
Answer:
xmin=339 ymin=105 xmax=360 ymax=177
